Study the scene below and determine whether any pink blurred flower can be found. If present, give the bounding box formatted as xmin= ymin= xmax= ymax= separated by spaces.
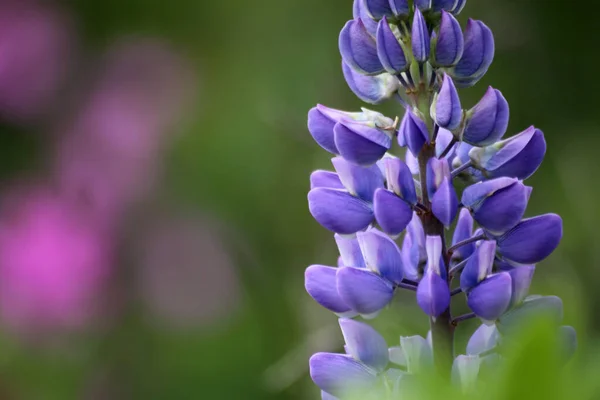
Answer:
xmin=54 ymin=38 xmax=195 ymax=224
xmin=0 ymin=0 xmax=74 ymax=122
xmin=0 ymin=184 xmax=112 ymax=332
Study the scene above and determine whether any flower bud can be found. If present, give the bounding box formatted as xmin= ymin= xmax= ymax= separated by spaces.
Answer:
xmin=467 ymin=324 xmax=499 ymax=355
xmin=353 ymin=0 xmax=378 ymax=37
xmin=417 ymin=236 xmax=450 ymax=317
xmin=398 ymin=110 xmax=429 ymax=157
xmin=433 ymin=74 xmax=462 ymax=130
xmin=310 ymin=170 xmax=344 ymax=190
xmin=497 ymin=295 xmax=564 ymax=336
xmin=467 ymin=272 xmax=512 ymax=320
xmin=468 ymin=126 xmax=546 ymax=180
xmin=337 ymin=266 xmax=394 ymax=314
xmin=334 ymin=119 xmax=393 ymax=166
xmin=460 ymin=240 xmax=496 ymax=292
xmin=305 ymin=265 xmax=355 ymax=315
xmin=357 ymin=229 xmax=404 ymax=284
xmin=451 ymin=209 xmax=475 ymax=262
xmin=431 ymin=177 xmax=458 ymax=226
xmin=339 ymin=19 xmax=384 ymax=75
xmin=450 ymin=19 xmax=494 ymax=87
xmin=308 ymin=188 xmax=374 ymax=234
xmin=335 ymin=234 xmax=366 ymax=268
xmin=383 ymin=157 xmax=417 ymax=204
xmin=434 ymin=11 xmax=464 ymax=66
xmin=339 ymin=318 xmax=389 ymax=372
xmin=376 ymin=18 xmax=408 ymax=74
xmin=462 ymin=177 xmax=531 ymax=234
xmin=507 ymin=265 xmax=535 ymax=307
xmin=496 ymin=214 xmax=562 ymax=264
xmin=435 ymin=127 xmax=457 ymax=159
xmin=332 ymin=157 xmax=384 ymax=202
xmin=373 ymin=188 xmax=413 ymax=236
xmin=411 ymin=9 xmax=430 ymax=63
xmin=462 ymin=87 xmax=509 ymax=146
xmin=342 ymin=61 xmax=400 ymax=104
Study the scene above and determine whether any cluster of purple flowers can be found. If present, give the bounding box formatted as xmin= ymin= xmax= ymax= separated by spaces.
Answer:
xmin=304 ymin=1 xmax=576 ymax=398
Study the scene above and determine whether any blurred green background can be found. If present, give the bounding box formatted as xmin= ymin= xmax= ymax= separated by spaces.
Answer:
xmin=0 ymin=0 xmax=599 ymax=398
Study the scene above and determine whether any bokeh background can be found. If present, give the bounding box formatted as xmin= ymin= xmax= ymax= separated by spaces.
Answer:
xmin=0 ymin=0 xmax=598 ymax=398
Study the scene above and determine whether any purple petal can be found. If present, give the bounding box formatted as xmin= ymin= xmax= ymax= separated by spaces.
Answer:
xmin=431 ymin=177 xmax=458 ymax=227
xmin=451 ymin=208 xmax=474 ymax=262
xmin=414 ymin=0 xmax=432 ymax=10
xmin=334 ymin=120 xmax=392 ymax=166
xmin=335 ymin=234 xmax=366 ymax=268
xmin=472 ymin=181 xmax=530 ymax=235
xmin=342 ymin=61 xmax=400 ymax=104
xmin=435 ymin=11 xmax=464 ymax=66
xmin=308 ymin=188 xmax=374 ymax=234
xmin=376 ymin=18 xmax=408 ymax=74
xmin=417 ymin=269 xmax=451 ymax=317
xmin=363 ymin=0 xmax=393 ymax=19
xmin=463 ymin=87 xmax=509 ymax=146
xmin=435 ymin=74 xmax=462 ymax=130
xmin=337 ymin=267 xmax=394 ymax=314
xmin=305 ymin=265 xmax=354 ymax=314
xmin=435 ymin=127 xmax=457 ymax=159
xmin=467 ymin=272 xmax=512 ymax=320
xmin=461 ymin=177 xmax=517 ymax=208
xmin=309 ymin=353 xmax=377 ymax=396
xmin=308 ymin=106 xmax=342 ymax=154
xmin=453 ymin=19 xmax=495 ymax=81
xmin=339 ymin=318 xmax=389 ymax=372
xmin=497 ymin=214 xmax=562 ymax=264
xmin=383 ymin=157 xmax=417 ymax=204
xmin=426 ymin=157 xmax=451 ymax=198
xmin=411 ymin=9 xmax=430 ymax=63
xmin=339 ymin=19 xmax=384 ymax=75
xmin=425 ymin=235 xmax=443 ymax=275
xmin=352 ymin=0 xmax=378 ymax=37
xmin=399 ymin=110 xmax=429 ymax=157
xmin=357 ymin=229 xmax=404 ymax=284
xmin=373 ymin=188 xmax=413 ymax=236
xmin=389 ymin=0 xmax=410 ymax=16
xmin=310 ymin=170 xmax=344 ymax=190
xmin=401 ymin=233 xmax=420 ymax=281
xmin=466 ymin=324 xmax=499 ymax=355
xmin=332 ymin=156 xmax=384 ymax=202
xmin=508 ymin=265 xmax=535 ymax=306
xmin=460 ymin=240 xmax=496 ymax=292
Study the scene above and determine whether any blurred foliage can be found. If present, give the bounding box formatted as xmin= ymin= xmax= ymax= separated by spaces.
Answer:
xmin=0 ymin=0 xmax=598 ymax=399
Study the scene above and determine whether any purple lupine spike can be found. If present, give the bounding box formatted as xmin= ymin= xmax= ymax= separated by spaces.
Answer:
xmin=357 ymin=229 xmax=404 ymax=284
xmin=463 ymin=87 xmax=509 ymax=146
xmin=342 ymin=61 xmax=400 ymax=104
xmin=353 ymin=0 xmax=379 ymax=37
xmin=496 ymin=214 xmax=563 ymax=264
xmin=399 ymin=110 xmax=429 ymax=157
xmin=451 ymin=19 xmax=494 ymax=86
xmin=376 ymin=18 xmax=409 ymax=74
xmin=308 ymin=188 xmax=374 ymax=234
xmin=364 ymin=0 xmax=394 ymax=19
xmin=451 ymin=209 xmax=475 ymax=262
xmin=339 ymin=19 xmax=385 ymax=75
xmin=460 ymin=240 xmax=496 ymax=292
xmin=310 ymin=170 xmax=345 ymax=190
xmin=434 ymin=11 xmax=464 ymax=66
xmin=507 ymin=265 xmax=535 ymax=306
xmin=332 ymin=157 xmax=384 ymax=202
xmin=335 ymin=234 xmax=366 ymax=268
xmin=305 ymin=265 xmax=355 ymax=315
xmin=434 ymin=74 xmax=462 ymax=130
xmin=389 ymin=0 xmax=410 ymax=16
xmin=467 ymin=272 xmax=512 ymax=320
xmin=383 ymin=157 xmax=417 ymax=204
xmin=309 ymin=353 xmax=378 ymax=397
xmin=466 ymin=324 xmax=499 ymax=355
xmin=431 ymin=178 xmax=458 ymax=226
xmin=426 ymin=157 xmax=451 ymax=198
xmin=411 ymin=8 xmax=430 ymax=63
xmin=334 ymin=120 xmax=392 ymax=166
xmin=469 ymin=126 xmax=546 ymax=180
xmin=337 ymin=266 xmax=395 ymax=314
xmin=339 ymin=318 xmax=389 ymax=372
xmin=373 ymin=188 xmax=413 ymax=236
xmin=462 ymin=177 xmax=531 ymax=234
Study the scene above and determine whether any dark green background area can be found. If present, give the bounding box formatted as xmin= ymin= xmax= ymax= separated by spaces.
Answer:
xmin=0 ymin=0 xmax=599 ymax=398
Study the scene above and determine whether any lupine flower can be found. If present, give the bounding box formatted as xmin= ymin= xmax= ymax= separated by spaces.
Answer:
xmin=304 ymin=0 xmax=573 ymax=395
